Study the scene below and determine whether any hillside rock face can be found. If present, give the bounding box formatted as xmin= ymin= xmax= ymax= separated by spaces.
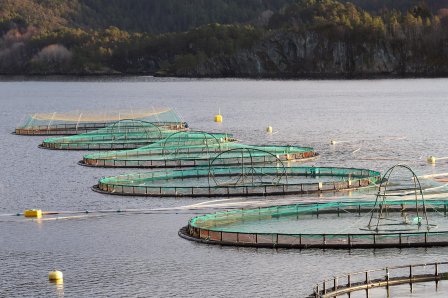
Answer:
xmin=170 ymin=31 xmax=448 ymax=77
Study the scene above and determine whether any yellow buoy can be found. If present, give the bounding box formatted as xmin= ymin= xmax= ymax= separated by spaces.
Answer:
xmin=24 ymin=209 xmax=42 ymax=218
xmin=266 ymin=126 xmax=273 ymax=133
xmin=427 ymin=156 xmax=436 ymax=164
xmin=214 ymin=114 xmax=222 ymax=123
xmin=49 ymin=271 xmax=63 ymax=282
xmin=214 ymin=108 xmax=223 ymax=123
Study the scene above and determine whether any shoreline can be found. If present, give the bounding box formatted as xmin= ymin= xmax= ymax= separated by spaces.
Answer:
xmin=1 ymin=72 xmax=448 ymax=81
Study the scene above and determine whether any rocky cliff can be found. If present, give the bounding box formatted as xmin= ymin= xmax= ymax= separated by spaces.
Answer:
xmin=168 ymin=31 xmax=448 ymax=78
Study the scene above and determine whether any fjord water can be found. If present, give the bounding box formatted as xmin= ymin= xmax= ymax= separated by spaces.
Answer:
xmin=1 ymin=77 xmax=448 ymax=297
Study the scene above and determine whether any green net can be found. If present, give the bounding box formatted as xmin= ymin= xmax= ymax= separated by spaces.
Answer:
xmin=190 ymin=200 xmax=440 ymax=230
xmin=15 ymin=108 xmax=187 ymax=135
xmin=40 ymin=120 xmax=205 ymax=150
xmin=96 ymin=165 xmax=380 ymax=197
xmin=184 ymin=199 xmax=448 ymax=249
xmin=82 ymin=133 xmax=316 ymax=167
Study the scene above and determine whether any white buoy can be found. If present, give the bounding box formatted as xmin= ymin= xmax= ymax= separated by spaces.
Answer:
xmin=49 ymin=271 xmax=63 ymax=282
xmin=266 ymin=126 xmax=273 ymax=133
xmin=330 ymin=140 xmax=336 ymax=145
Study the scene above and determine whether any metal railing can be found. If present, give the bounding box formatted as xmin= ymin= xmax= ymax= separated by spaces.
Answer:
xmin=312 ymin=262 xmax=448 ymax=297
xmin=97 ymin=166 xmax=379 ymax=196
xmin=186 ymin=224 xmax=448 ymax=248
xmin=83 ymin=149 xmax=317 ymax=168
xmin=182 ymin=201 xmax=448 ymax=248
xmin=15 ymin=121 xmax=187 ymax=135
xmin=98 ymin=177 xmax=374 ymax=197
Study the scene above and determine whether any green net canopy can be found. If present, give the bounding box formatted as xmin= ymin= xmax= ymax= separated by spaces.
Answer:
xmin=95 ymin=166 xmax=380 ymax=197
xmin=190 ymin=200 xmax=435 ymax=231
xmin=15 ymin=108 xmax=187 ymax=135
xmin=183 ymin=199 xmax=448 ymax=249
xmin=39 ymin=120 xmax=210 ymax=150
xmin=82 ymin=134 xmax=316 ymax=167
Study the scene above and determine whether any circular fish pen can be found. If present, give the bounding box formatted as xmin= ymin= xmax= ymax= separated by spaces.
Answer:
xmin=180 ymin=165 xmax=448 ymax=249
xmin=39 ymin=120 xmax=194 ymax=150
xmin=15 ymin=108 xmax=187 ymax=135
xmin=81 ymin=133 xmax=316 ymax=168
xmin=94 ymin=163 xmax=380 ymax=197
xmin=180 ymin=199 xmax=448 ymax=249
xmin=311 ymin=262 xmax=448 ymax=298
xmin=81 ymin=131 xmax=240 ymax=167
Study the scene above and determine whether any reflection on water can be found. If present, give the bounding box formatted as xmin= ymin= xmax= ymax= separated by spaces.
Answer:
xmin=348 ymin=279 xmax=448 ymax=298
xmin=51 ymin=280 xmax=64 ymax=298
xmin=1 ymin=78 xmax=448 ymax=296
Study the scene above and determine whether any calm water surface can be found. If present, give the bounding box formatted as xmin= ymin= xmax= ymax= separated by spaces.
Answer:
xmin=1 ymin=77 xmax=448 ymax=297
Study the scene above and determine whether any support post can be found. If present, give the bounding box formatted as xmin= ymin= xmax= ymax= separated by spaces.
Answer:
xmin=386 ymin=268 xmax=390 ymax=287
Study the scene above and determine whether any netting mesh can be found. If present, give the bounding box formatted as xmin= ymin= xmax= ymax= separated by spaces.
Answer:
xmin=365 ymin=164 xmax=433 ymax=233
xmin=40 ymin=120 xmax=196 ymax=150
xmin=15 ymin=108 xmax=186 ymax=135
xmin=184 ymin=200 xmax=448 ymax=248
xmin=83 ymin=134 xmax=316 ymax=167
xmin=96 ymin=166 xmax=380 ymax=197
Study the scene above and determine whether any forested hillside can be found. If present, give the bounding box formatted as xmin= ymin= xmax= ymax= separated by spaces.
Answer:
xmin=0 ymin=0 xmax=293 ymax=34
xmin=2 ymin=0 xmax=447 ymax=34
xmin=1 ymin=0 xmax=448 ymax=77
xmin=351 ymin=0 xmax=448 ymax=13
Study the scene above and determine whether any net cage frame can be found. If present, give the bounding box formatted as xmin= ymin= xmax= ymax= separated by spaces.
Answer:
xmin=208 ymin=148 xmax=289 ymax=187
xmin=311 ymin=261 xmax=448 ymax=298
xmin=15 ymin=108 xmax=188 ymax=135
xmin=81 ymin=135 xmax=317 ymax=168
xmin=365 ymin=164 xmax=432 ymax=233
xmin=180 ymin=199 xmax=448 ymax=249
xmin=94 ymin=166 xmax=380 ymax=197
xmin=39 ymin=119 xmax=191 ymax=150
xmin=81 ymin=130 xmax=239 ymax=166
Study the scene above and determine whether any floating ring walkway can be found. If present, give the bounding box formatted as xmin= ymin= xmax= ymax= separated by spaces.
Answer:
xmin=311 ymin=261 xmax=448 ymax=297
xmin=15 ymin=108 xmax=187 ymax=135
xmin=81 ymin=135 xmax=316 ymax=168
xmin=94 ymin=166 xmax=379 ymax=197
xmin=180 ymin=199 xmax=448 ymax=249
xmin=39 ymin=120 xmax=203 ymax=150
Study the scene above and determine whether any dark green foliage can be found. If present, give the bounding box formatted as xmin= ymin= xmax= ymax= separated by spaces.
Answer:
xmin=75 ymin=0 xmax=293 ymax=33
xmin=0 ymin=0 xmax=294 ymax=33
xmin=0 ymin=0 xmax=447 ymax=75
xmin=350 ymin=0 xmax=448 ymax=14
xmin=268 ymin=0 xmax=387 ymax=41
